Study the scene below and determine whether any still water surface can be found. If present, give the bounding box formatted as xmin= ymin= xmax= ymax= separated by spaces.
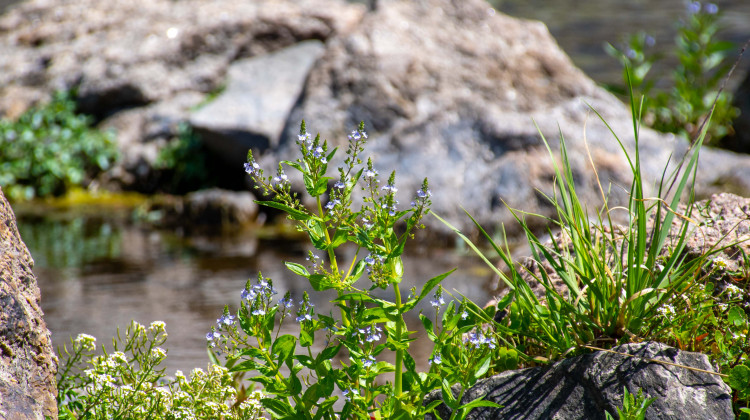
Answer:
xmin=18 ymin=208 xmax=493 ymax=373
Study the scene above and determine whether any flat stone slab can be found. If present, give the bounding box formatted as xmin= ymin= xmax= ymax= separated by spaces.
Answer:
xmin=191 ymin=40 xmax=325 ymax=168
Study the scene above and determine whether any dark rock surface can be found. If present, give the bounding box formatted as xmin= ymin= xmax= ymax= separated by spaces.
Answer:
xmin=424 ymin=342 xmax=733 ymax=420
xmin=0 ymin=186 xmax=57 ymax=419
xmin=726 ymin=68 xmax=750 ymax=154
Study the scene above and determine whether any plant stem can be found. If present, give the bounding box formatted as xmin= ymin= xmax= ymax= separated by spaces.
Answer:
xmin=316 ymin=197 xmax=340 ymax=275
xmin=394 ymin=283 xmax=404 ymax=402
xmin=315 ymin=196 xmax=349 ymax=327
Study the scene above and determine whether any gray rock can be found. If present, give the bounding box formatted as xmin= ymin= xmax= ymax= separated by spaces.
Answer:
xmin=265 ymin=0 xmax=750 ymax=236
xmin=0 ymin=186 xmax=57 ymax=419
xmin=0 ymin=0 xmax=365 ymax=190
xmin=424 ymin=342 xmax=733 ymax=420
xmin=3 ymin=0 xmax=750 ymax=233
xmin=191 ymin=40 xmax=326 ymax=169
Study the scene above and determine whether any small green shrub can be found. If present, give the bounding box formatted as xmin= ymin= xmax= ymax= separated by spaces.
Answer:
xmin=0 ymin=91 xmax=118 ymax=201
xmin=56 ymin=320 xmax=265 ymax=419
xmin=439 ymin=92 xmax=710 ymax=361
xmin=605 ymin=1 xmax=737 ymax=143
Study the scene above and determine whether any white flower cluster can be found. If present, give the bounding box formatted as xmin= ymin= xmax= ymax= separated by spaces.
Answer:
xmin=58 ymin=321 xmax=266 ymax=419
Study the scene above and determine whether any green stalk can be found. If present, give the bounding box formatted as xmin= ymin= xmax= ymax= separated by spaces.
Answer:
xmin=315 ymin=196 xmax=349 ymax=327
xmin=394 ymin=283 xmax=404 ymax=402
xmin=316 ymin=196 xmax=340 ymax=275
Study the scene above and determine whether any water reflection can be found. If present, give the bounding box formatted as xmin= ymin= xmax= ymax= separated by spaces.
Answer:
xmin=19 ymin=212 xmax=494 ymax=374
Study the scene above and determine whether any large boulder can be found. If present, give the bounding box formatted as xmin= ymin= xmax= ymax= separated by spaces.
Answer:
xmin=726 ymin=68 xmax=750 ymax=153
xmin=266 ymin=0 xmax=750 ymax=234
xmin=0 ymin=0 xmax=365 ymax=190
xmin=0 ymin=186 xmax=57 ymax=419
xmin=424 ymin=342 xmax=733 ymax=420
xmin=2 ymin=0 xmax=750 ymax=234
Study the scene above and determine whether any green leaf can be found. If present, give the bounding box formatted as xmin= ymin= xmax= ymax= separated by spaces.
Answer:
xmin=475 ymin=354 xmax=491 ymax=378
xmin=404 ymin=269 xmax=455 ymax=312
xmin=318 ymin=344 xmax=341 ymax=362
xmin=261 ymin=398 xmax=295 ymax=418
xmin=458 ymin=399 xmax=501 ymax=410
xmin=300 ymin=328 xmax=314 ymax=347
xmin=441 ymin=379 xmax=458 ymax=409
xmin=230 ymin=359 xmax=263 ymax=372
xmin=420 ymin=313 xmax=438 ymax=342
xmin=285 ymin=262 xmax=309 ymax=278
xmin=729 ymin=365 xmax=750 ymax=393
xmin=329 ymin=229 xmax=349 ymax=249
xmin=272 ymin=335 xmax=297 ymax=362
xmin=347 ymin=259 xmax=367 ymax=285
xmin=281 ymin=160 xmax=304 ymax=173
xmin=728 ymin=305 xmax=747 ymax=326
xmin=257 ymin=200 xmax=310 ymax=221
xmin=309 ymin=274 xmax=336 ymax=291
xmin=307 ymin=176 xmax=332 ymax=197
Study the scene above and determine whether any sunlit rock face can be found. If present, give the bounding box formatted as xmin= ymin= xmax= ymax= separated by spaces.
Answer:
xmin=1 ymin=0 xmax=750 ymax=234
xmin=0 ymin=187 xmax=57 ymax=419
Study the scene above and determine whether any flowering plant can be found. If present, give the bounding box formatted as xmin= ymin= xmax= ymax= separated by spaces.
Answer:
xmin=207 ymin=122 xmax=504 ymax=418
xmin=605 ymin=1 xmax=737 ymax=143
xmin=56 ymin=320 xmax=265 ymax=419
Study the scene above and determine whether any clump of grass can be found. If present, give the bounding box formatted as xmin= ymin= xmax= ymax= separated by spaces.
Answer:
xmin=438 ymin=72 xmax=750 ymax=415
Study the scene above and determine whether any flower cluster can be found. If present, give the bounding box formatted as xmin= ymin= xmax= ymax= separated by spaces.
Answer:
xmin=226 ymin=122 xmax=488 ymax=418
xmin=687 ymin=1 xmax=718 ymax=15
xmin=295 ymin=291 xmax=315 ymax=323
xmin=57 ymin=321 xmax=266 ymax=419
xmin=464 ymin=329 xmax=497 ymax=351
xmin=430 ymin=286 xmax=446 ymax=308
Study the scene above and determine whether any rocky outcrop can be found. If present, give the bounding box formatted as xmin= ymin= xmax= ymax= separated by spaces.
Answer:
xmin=0 ymin=186 xmax=57 ymax=419
xmin=0 ymin=0 xmax=365 ymax=191
xmin=424 ymin=342 xmax=733 ymax=420
xmin=269 ymin=0 xmax=750 ymax=234
xmin=3 ymin=0 xmax=750 ymax=234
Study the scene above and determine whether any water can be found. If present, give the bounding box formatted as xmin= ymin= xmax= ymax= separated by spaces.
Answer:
xmin=491 ymin=0 xmax=750 ymax=87
xmin=18 ymin=208 xmax=494 ymax=374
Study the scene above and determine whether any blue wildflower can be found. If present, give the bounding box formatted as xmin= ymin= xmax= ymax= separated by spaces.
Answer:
xmin=363 ymin=355 xmax=376 ymax=368
xmin=417 ymin=188 xmax=431 ymax=198
xmin=217 ymin=314 xmax=235 ymax=326
xmin=244 ymin=161 xmax=261 ymax=176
